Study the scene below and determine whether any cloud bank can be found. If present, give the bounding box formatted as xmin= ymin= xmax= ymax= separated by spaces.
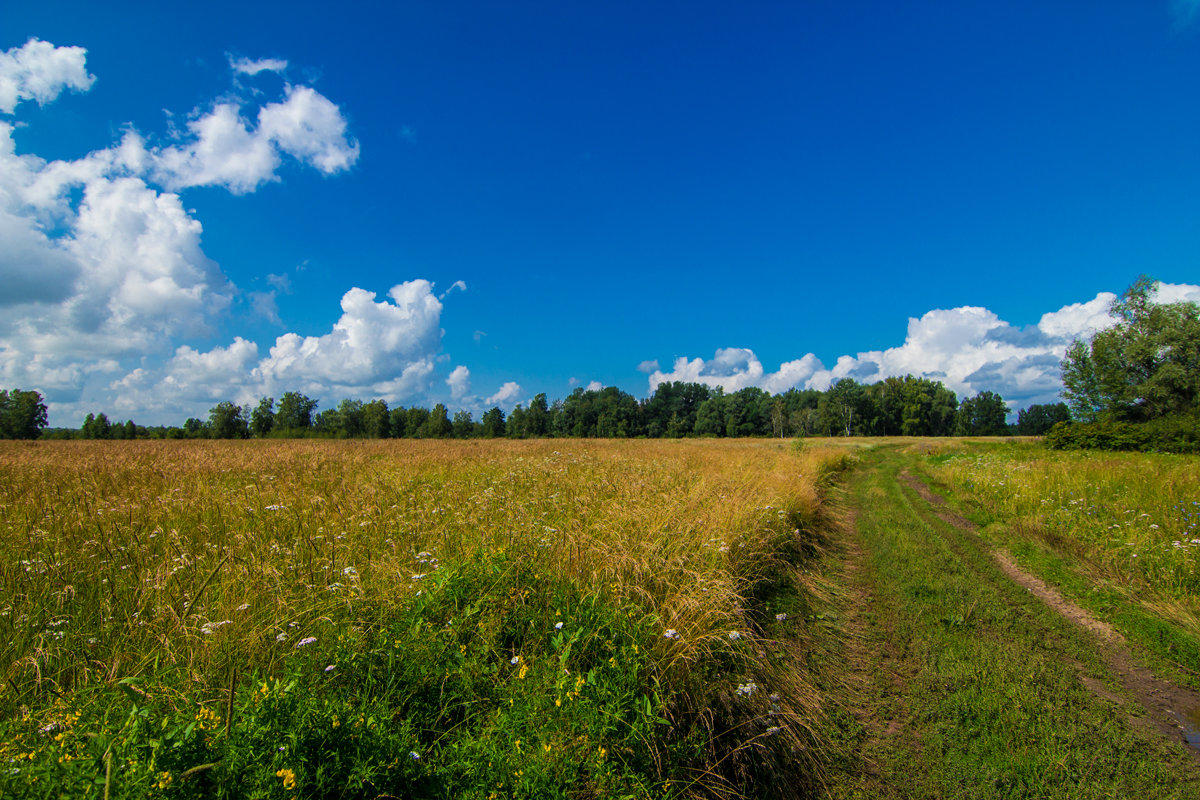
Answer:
xmin=647 ymin=283 xmax=1200 ymax=410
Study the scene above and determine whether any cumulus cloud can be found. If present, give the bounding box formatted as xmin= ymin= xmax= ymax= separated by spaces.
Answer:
xmin=648 ymin=349 xmax=824 ymax=396
xmin=253 ymin=281 xmax=443 ymax=394
xmin=447 ymin=365 xmax=471 ymax=400
xmin=0 ymin=39 xmax=366 ymax=423
xmin=0 ymin=206 xmax=80 ymax=305
xmin=0 ymin=38 xmax=94 ymax=114
xmin=93 ymin=279 xmax=468 ymax=421
xmin=646 ymin=284 xmax=1200 ymax=411
xmin=152 ymin=85 xmax=359 ymax=193
xmin=485 ymin=382 xmax=523 ymax=408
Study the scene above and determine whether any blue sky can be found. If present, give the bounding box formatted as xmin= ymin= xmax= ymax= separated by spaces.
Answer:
xmin=3 ymin=1 xmax=1200 ymax=425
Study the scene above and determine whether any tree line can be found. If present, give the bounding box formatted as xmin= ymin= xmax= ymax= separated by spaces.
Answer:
xmin=21 ymin=380 xmax=1072 ymax=442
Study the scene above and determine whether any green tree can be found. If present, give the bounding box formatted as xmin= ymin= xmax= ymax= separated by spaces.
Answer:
xmin=0 ymin=389 xmax=48 ymax=439
xmin=337 ymin=398 xmax=366 ymax=437
xmin=955 ymin=391 xmax=1009 ymax=436
xmin=182 ymin=417 xmax=205 ymax=437
xmin=419 ymin=403 xmax=453 ymax=438
xmin=826 ymin=379 xmax=866 ymax=436
xmin=1061 ymin=276 xmax=1200 ymax=422
xmin=451 ymin=409 xmax=476 ymax=438
xmin=480 ymin=407 xmax=505 ymax=438
xmin=208 ymin=401 xmax=249 ymax=439
xmin=82 ymin=412 xmax=112 ymax=440
xmin=250 ymin=397 xmax=275 ymax=437
xmin=403 ymin=406 xmax=431 ymax=438
xmin=1015 ymin=402 xmax=1071 ymax=435
xmin=313 ymin=409 xmax=342 ymax=435
xmin=362 ymin=400 xmax=390 ymax=438
xmin=276 ymin=392 xmax=318 ymax=432
xmin=506 ymin=405 xmax=527 ymax=439
xmin=525 ymin=393 xmax=550 ymax=437
xmin=693 ymin=395 xmax=725 ymax=436
xmin=389 ymin=407 xmax=409 ymax=438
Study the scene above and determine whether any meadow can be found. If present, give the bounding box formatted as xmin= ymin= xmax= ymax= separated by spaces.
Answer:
xmin=0 ymin=439 xmax=848 ymax=799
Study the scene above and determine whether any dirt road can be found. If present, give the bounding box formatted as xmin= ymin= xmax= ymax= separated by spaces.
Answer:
xmin=817 ymin=447 xmax=1200 ymax=798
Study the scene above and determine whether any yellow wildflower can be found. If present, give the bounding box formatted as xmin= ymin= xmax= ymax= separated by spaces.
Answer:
xmin=276 ymin=767 xmax=297 ymax=791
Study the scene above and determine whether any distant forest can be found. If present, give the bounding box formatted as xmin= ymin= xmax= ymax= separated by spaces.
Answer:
xmin=10 ymin=377 xmax=1072 ymax=441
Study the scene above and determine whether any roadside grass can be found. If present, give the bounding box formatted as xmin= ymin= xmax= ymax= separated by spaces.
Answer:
xmin=0 ymin=439 xmax=846 ymax=798
xmin=919 ymin=441 xmax=1200 ymax=685
xmin=817 ymin=447 xmax=1200 ymax=799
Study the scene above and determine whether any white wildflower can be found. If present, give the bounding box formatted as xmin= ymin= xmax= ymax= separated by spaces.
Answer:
xmin=295 ymin=637 xmax=318 ymax=648
xmin=664 ymin=629 xmax=680 ymax=640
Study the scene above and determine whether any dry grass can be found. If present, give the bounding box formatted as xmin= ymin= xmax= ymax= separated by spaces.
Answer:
xmin=0 ymin=437 xmax=845 ymax=785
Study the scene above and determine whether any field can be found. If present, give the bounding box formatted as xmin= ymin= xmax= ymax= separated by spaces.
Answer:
xmin=5 ymin=437 xmax=1200 ymax=799
xmin=0 ymin=439 xmax=847 ymax=799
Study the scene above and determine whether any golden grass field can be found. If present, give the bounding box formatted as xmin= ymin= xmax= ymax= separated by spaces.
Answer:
xmin=0 ymin=438 xmax=848 ymax=798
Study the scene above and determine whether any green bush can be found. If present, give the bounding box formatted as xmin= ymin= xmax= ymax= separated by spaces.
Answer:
xmin=1044 ymin=414 xmax=1200 ymax=453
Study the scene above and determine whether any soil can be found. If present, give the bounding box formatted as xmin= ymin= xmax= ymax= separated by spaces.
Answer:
xmin=900 ymin=471 xmax=1200 ymax=763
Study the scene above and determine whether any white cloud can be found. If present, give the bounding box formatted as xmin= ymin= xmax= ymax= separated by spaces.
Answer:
xmin=636 ymin=359 xmax=659 ymax=374
xmin=0 ymin=39 xmax=364 ymax=424
xmin=439 ymin=280 xmax=467 ymax=299
xmin=1156 ymin=281 xmax=1200 ymax=305
xmin=447 ymin=365 xmax=471 ymax=400
xmin=646 ymin=285 xmax=1200 ymax=410
xmin=585 ymin=380 xmax=603 ymax=392
xmin=151 ymin=85 xmax=358 ymax=193
xmin=257 ymin=86 xmax=359 ymax=175
xmin=485 ymin=382 xmax=523 ymax=408
xmin=253 ymin=280 xmax=445 ymax=397
xmin=0 ymin=39 xmax=94 ymax=114
xmin=0 ymin=205 xmax=80 ymax=305
xmin=229 ymin=56 xmax=288 ymax=76
xmin=1036 ymin=293 xmax=1115 ymax=339
xmin=151 ymin=103 xmax=280 ymax=193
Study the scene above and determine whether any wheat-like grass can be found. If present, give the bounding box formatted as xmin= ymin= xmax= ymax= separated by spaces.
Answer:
xmin=0 ymin=438 xmax=839 ymax=737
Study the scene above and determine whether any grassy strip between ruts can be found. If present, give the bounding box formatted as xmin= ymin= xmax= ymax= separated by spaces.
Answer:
xmin=0 ymin=439 xmax=849 ymax=799
xmin=814 ymin=445 xmax=1200 ymax=799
